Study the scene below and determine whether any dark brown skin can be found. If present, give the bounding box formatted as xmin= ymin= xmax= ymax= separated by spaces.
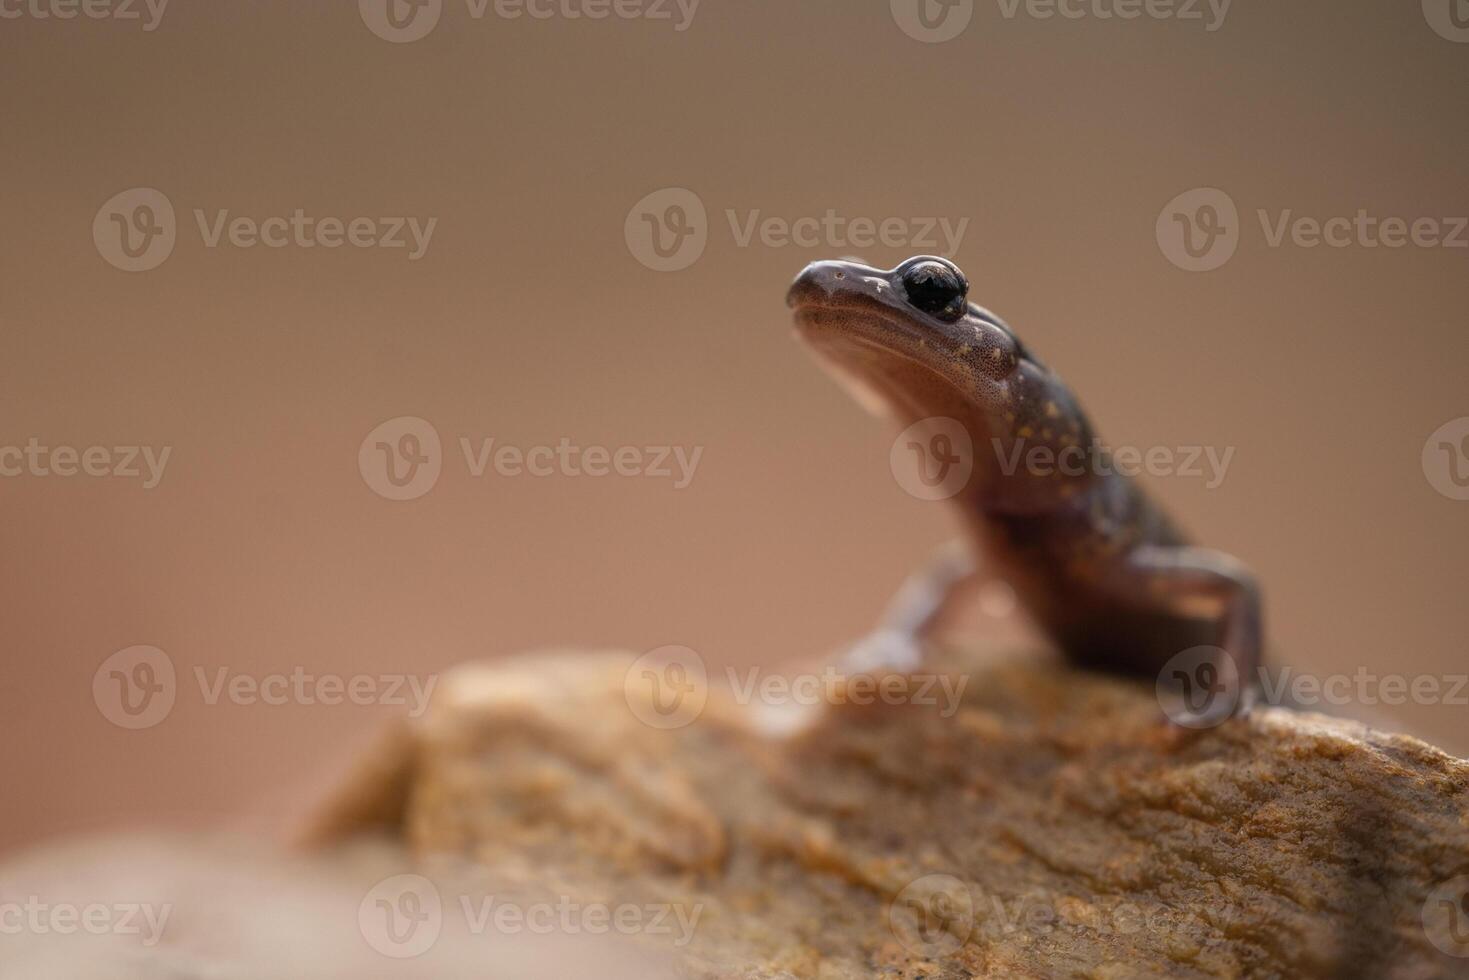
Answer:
xmin=787 ymin=256 xmax=1260 ymax=695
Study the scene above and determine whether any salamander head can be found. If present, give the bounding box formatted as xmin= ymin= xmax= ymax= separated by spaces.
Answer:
xmin=787 ymin=256 xmax=1031 ymax=398
xmin=787 ymin=256 xmax=1093 ymax=512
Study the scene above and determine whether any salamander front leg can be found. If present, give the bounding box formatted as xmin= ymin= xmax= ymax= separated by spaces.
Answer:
xmin=839 ymin=540 xmax=978 ymax=674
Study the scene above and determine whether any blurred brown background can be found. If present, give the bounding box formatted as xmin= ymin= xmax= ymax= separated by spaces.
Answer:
xmin=1 ymin=0 xmax=1466 ymax=853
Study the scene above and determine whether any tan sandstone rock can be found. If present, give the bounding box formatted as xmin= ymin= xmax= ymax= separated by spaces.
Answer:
xmin=308 ymin=645 xmax=1469 ymax=979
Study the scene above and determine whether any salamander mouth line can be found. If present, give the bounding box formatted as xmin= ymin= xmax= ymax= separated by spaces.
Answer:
xmin=792 ymin=306 xmax=961 ymax=361
xmin=792 ymin=308 xmax=983 ymax=417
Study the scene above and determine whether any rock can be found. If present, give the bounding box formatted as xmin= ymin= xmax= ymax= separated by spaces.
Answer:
xmin=308 ymin=645 xmax=1469 ymax=979
xmin=0 ymin=832 xmax=673 ymax=979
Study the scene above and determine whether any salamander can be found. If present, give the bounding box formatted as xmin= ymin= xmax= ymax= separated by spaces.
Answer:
xmin=786 ymin=256 xmax=1260 ymax=710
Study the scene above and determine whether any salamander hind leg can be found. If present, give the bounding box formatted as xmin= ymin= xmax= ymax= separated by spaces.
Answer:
xmin=1093 ymin=544 xmax=1263 ymax=724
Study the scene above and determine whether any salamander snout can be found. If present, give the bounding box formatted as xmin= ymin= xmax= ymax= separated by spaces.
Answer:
xmin=786 ymin=260 xmax=864 ymax=309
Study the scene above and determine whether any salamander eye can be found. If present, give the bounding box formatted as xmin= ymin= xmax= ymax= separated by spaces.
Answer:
xmin=899 ymin=258 xmax=968 ymax=321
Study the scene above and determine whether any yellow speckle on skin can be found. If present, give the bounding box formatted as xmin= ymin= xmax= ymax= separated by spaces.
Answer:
xmin=1017 ymin=426 xmax=1035 ymax=439
xmin=1045 ymin=401 xmax=1060 ymax=418
xmin=957 ymin=343 xmax=971 ymax=356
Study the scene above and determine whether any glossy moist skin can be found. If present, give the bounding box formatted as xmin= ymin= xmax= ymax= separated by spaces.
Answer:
xmin=787 ymin=256 xmax=1260 ymax=683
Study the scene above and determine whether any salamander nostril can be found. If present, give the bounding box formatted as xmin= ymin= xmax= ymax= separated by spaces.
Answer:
xmin=900 ymin=258 xmax=968 ymax=321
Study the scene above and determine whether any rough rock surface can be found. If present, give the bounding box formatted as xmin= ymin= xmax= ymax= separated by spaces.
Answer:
xmin=309 ymin=645 xmax=1469 ymax=979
